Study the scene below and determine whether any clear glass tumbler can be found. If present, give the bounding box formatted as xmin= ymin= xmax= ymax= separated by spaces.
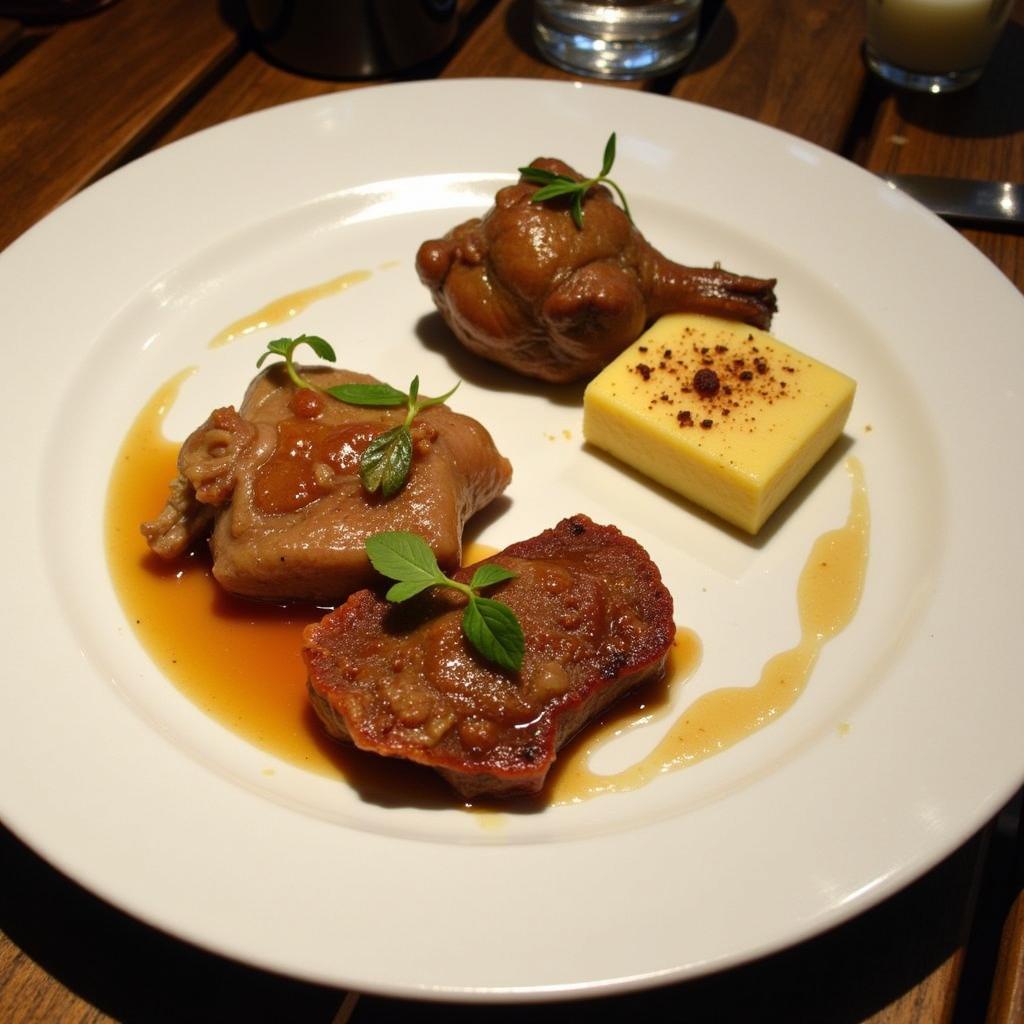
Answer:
xmin=533 ymin=0 xmax=702 ymax=80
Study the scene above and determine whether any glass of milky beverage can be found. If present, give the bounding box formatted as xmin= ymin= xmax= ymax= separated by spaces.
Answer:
xmin=865 ymin=0 xmax=1014 ymax=93
xmin=533 ymin=0 xmax=702 ymax=79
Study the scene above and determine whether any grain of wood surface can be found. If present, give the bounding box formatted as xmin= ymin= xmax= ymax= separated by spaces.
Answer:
xmin=671 ymin=0 xmax=869 ymax=152
xmin=0 ymin=0 xmax=238 ymax=250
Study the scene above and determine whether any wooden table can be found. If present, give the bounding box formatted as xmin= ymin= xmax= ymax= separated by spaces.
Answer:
xmin=1 ymin=2 xmax=1022 ymax=1020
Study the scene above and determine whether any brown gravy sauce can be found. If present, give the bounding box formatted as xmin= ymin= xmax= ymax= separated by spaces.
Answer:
xmin=254 ymin=419 xmax=375 ymax=514
xmin=548 ymin=458 xmax=869 ymax=804
xmin=107 ymin=372 xmax=868 ymax=810
xmin=207 ymin=269 xmax=372 ymax=349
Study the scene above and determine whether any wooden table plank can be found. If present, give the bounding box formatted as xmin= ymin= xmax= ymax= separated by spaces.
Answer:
xmin=986 ymin=803 xmax=1024 ymax=1024
xmin=154 ymin=0 xmax=500 ymax=149
xmin=0 ymin=0 xmax=238 ymax=250
xmin=0 ymin=934 xmax=110 ymax=1024
xmin=155 ymin=52 xmax=362 ymax=149
xmin=987 ymin=887 xmax=1024 ymax=1023
xmin=671 ymin=0 xmax=868 ymax=152
xmin=861 ymin=952 xmax=965 ymax=1024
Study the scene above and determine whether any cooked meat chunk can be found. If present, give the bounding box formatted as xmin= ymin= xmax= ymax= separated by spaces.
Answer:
xmin=416 ymin=157 xmax=777 ymax=383
xmin=303 ymin=515 xmax=675 ymax=799
xmin=141 ymin=365 xmax=512 ymax=603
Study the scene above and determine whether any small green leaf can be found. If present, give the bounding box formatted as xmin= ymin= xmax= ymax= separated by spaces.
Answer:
xmin=469 ymin=563 xmax=518 ymax=591
xmin=608 ymin=180 xmax=632 ymax=223
xmin=520 ymin=132 xmax=629 ymax=229
xmin=408 ymin=375 xmax=420 ymax=406
xmin=570 ymin=192 xmax=585 ymax=230
xmin=326 ymin=382 xmax=408 ymax=406
xmin=254 ymin=339 xmax=290 ymax=364
xmin=530 ymin=180 xmax=582 ymax=203
xmin=415 ymin=380 xmax=460 ymax=412
xmin=255 ymin=335 xmax=337 ymax=391
xmin=601 ymin=132 xmax=616 ymax=177
xmin=256 ymin=337 xmax=294 ymax=367
xmin=360 ymin=426 xmax=413 ymax=498
xmin=365 ymin=533 xmax=526 ymax=674
xmin=297 ymin=334 xmax=337 ymax=362
xmin=385 ymin=578 xmax=439 ymax=603
xmin=365 ymin=531 xmax=442 ymax=583
xmin=462 ymin=597 xmax=525 ymax=673
xmin=518 ymin=166 xmax=560 ymax=184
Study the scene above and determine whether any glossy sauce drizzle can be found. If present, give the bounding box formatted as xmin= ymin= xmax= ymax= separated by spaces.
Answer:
xmin=108 ymin=373 xmax=868 ymax=807
xmin=254 ymin=419 xmax=375 ymax=514
xmin=207 ymin=269 xmax=372 ymax=348
xmin=107 ymin=374 xmax=474 ymax=805
xmin=548 ymin=459 xmax=869 ymax=804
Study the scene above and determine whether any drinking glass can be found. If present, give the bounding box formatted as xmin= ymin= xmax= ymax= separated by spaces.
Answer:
xmin=533 ymin=0 xmax=702 ymax=80
xmin=865 ymin=0 xmax=1014 ymax=93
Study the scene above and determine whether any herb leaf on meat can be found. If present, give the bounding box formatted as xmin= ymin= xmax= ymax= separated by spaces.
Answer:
xmin=333 ymin=376 xmax=460 ymax=498
xmin=255 ymin=338 xmax=460 ymax=499
xmin=468 ymin=563 xmax=518 ymax=590
xmin=365 ymin=531 xmax=524 ymax=672
xmin=256 ymin=334 xmax=337 ymax=390
xmin=359 ymin=425 xmax=414 ymax=500
xmin=326 ymin=382 xmax=408 ymax=406
xmin=518 ymin=132 xmax=632 ymax=229
xmin=461 ymin=597 xmax=525 ymax=674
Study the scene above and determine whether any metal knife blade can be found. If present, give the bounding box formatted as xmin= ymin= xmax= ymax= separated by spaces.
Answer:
xmin=880 ymin=174 xmax=1024 ymax=227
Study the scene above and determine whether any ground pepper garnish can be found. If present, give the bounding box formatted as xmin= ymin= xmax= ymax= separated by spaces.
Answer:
xmin=693 ymin=368 xmax=720 ymax=397
xmin=625 ymin=324 xmax=803 ymax=432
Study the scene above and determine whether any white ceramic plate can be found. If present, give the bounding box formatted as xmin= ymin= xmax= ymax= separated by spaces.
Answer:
xmin=2 ymin=80 xmax=1022 ymax=1001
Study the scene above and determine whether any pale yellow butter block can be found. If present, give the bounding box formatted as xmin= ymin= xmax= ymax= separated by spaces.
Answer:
xmin=583 ymin=314 xmax=856 ymax=533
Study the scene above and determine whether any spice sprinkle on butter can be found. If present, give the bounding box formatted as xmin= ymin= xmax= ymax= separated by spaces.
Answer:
xmin=583 ymin=313 xmax=856 ymax=533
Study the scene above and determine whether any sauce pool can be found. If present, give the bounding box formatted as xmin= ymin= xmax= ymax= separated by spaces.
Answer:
xmin=549 ymin=459 xmax=869 ymax=803
xmin=107 ymin=372 xmax=868 ymax=809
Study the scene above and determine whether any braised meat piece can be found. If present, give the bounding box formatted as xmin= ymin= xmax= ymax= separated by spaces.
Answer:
xmin=303 ymin=515 xmax=675 ymax=799
xmin=416 ymin=157 xmax=777 ymax=383
xmin=141 ymin=365 xmax=512 ymax=604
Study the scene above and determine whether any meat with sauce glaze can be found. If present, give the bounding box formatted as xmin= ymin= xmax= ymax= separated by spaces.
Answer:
xmin=303 ymin=515 xmax=675 ymax=799
xmin=416 ymin=157 xmax=777 ymax=384
xmin=141 ymin=365 xmax=512 ymax=604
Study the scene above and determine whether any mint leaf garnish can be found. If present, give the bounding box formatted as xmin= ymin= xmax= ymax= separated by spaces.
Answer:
xmin=468 ymin=564 xmax=518 ymax=590
xmin=255 ymin=338 xmax=459 ymax=501
xmin=462 ymin=597 xmax=525 ymax=674
xmin=256 ymin=334 xmax=336 ymax=390
xmin=325 ymin=382 xmax=409 ymax=406
xmin=365 ymin=532 xmax=524 ymax=673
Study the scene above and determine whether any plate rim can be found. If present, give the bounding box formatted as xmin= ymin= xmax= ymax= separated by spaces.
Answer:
xmin=1 ymin=78 xmax=1023 ymax=1001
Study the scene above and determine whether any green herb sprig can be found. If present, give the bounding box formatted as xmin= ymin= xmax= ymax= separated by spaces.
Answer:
xmin=518 ymin=132 xmax=631 ymax=229
xmin=336 ymin=376 xmax=459 ymax=499
xmin=257 ymin=337 xmax=458 ymax=500
xmin=256 ymin=334 xmax=336 ymax=390
xmin=365 ymin=531 xmax=524 ymax=673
